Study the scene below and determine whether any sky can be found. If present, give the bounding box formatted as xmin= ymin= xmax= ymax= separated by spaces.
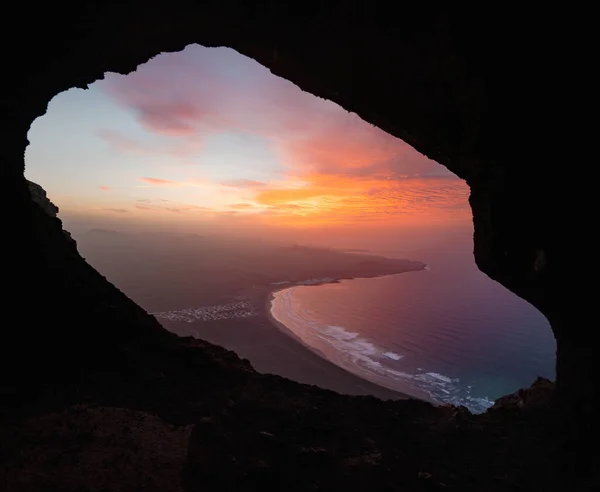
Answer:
xmin=25 ymin=44 xmax=471 ymax=244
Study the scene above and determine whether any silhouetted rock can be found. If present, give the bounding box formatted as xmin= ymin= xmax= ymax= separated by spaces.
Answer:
xmin=1 ymin=5 xmax=595 ymax=490
xmin=27 ymin=180 xmax=58 ymax=217
xmin=491 ymin=377 xmax=555 ymax=411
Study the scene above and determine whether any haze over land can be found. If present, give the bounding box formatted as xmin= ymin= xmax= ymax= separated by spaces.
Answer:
xmin=76 ymin=229 xmax=425 ymax=313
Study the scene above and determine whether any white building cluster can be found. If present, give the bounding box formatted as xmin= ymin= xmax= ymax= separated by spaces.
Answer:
xmin=153 ymin=300 xmax=257 ymax=323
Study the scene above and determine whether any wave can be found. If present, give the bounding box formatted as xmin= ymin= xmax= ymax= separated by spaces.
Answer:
xmin=271 ymin=287 xmax=494 ymax=414
xmin=383 ymin=351 xmax=403 ymax=360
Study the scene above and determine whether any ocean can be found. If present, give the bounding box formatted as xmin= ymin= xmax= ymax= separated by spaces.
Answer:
xmin=270 ymin=227 xmax=556 ymax=414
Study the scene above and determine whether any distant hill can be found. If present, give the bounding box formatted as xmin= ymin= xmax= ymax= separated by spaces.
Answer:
xmin=75 ymin=232 xmax=425 ymax=312
xmin=277 ymin=244 xmax=336 ymax=254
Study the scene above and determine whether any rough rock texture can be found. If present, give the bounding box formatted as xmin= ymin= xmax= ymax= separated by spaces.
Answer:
xmin=0 ymin=405 xmax=193 ymax=492
xmin=0 ymin=340 xmax=588 ymax=491
xmin=0 ymin=3 xmax=594 ymax=490
xmin=491 ymin=377 xmax=555 ymax=412
xmin=26 ymin=180 xmax=58 ymax=218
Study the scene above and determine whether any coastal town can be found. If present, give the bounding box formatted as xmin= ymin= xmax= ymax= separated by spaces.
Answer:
xmin=152 ymin=300 xmax=258 ymax=323
xmin=152 ymin=278 xmax=340 ymax=323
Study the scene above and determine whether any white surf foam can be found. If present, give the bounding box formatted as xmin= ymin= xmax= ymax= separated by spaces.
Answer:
xmin=324 ymin=325 xmax=359 ymax=341
xmin=270 ymin=287 xmax=496 ymax=414
xmin=383 ymin=351 xmax=403 ymax=360
xmin=425 ymin=372 xmax=454 ymax=384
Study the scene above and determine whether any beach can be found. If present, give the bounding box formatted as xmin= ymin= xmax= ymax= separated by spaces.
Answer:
xmin=158 ymin=282 xmax=411 ymax=401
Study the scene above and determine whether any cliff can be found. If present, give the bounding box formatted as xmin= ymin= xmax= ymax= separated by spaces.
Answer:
xmin=0 ymin=3 xmax=595 ymax=490
xmin=27 ymin=180 xmax=58 ymax=218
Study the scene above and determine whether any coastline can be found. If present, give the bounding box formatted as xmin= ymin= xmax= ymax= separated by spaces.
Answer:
xmin=159 ymin=263 xmax=504 ymax=413
xmin=160 ymin=274 xmax=418 ymax=402
xmin=262 ymin=273 xmax=429 ymax=403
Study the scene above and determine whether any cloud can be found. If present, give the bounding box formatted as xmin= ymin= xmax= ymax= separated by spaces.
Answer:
xmin=99 ymin=185 xmax=110 ymax=191
xmin=134 ymin=198 xmax=214 ymax=214
xmin=165 ymin=205 xmax=211 ymax=213
xmin=135 ymin=103 xmax=206 ymax=136
xmin=95 ymin=45 xmax=465 ymax=227
xmin=217 ymin=210 xmax=242 ymax=216
xmin=139 ymin=177 xmax=178 ymax=186
xmin=250 ymin=175 xmax=470 ymax=225
xmin=97 ymin=45 xmax=445 ymax=181
xmin=104 ymin=208 xmax=129 ymax=214
xmin=255 ymin=186 xmax=333 ymax=206
xmin=229 ymin=203 xmax=257 ymax=209
xmin=138 ymin=177 xmax=209 ymax=188
xmin=220 ymin=179 xmax=268 ymax=189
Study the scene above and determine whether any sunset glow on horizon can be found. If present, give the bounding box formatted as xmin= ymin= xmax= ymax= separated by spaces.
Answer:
xmin=25 ymin=44 xmax=471 ymax=238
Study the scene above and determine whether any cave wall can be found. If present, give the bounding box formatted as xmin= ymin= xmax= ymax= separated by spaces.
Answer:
xmin=1 ymin=2 xmax=586 ymax=411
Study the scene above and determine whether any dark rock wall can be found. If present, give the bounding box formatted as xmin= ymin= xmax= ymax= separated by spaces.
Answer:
xmin=1 ymin=3 xmax=588 ymax=413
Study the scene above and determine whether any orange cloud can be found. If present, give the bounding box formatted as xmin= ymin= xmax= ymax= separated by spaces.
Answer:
xmin=220 ymin=179 xmax=268 ymax=189
xmin=134 ymin=198 xmax=215 ymax=214
xmin=139 ymin=177 xmax=178 ymax=186
xmin=230 ymin=203 xmax=257 ymax=209
xmin=250 ymin=175 xmax=470 ymax=227
xmin=138 ymin=177 xmax=209 ymax=188
xmin=256 ymin=187 xmax=332 ymax=205
xmin=98 ymin=46 xmax=467 ymax=230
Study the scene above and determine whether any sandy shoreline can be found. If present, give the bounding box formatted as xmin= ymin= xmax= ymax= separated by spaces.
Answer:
xmin=263 ymin=279 xmax=418 ymax=401
xmin=160 ymin=277 xmax=415 ymax=402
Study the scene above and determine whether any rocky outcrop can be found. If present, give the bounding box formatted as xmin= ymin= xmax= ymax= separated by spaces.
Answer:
xmin=0 ymin=405 xmax=193 ymax=492
xmin=491 ymin=377 xmax=555 ymax=412
xmin=0 ymin=352 xmax=586 ymax=491
xmin=0 ymin=3 xmax=594 ymax=490
xmin=27 ymin=180 xmax=58 ymax=217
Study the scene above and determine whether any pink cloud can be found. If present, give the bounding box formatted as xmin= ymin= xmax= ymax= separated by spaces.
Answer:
xmin=104 ymin=208 xmax=129 ymax=214
xmin=99 ymin=185 xmax=110 ymax=191
xmin=139 ymin=177 xmax=177 ymax=186
xmin=220 ymin=179 xmax=268 ymax=189
xmin=230 ymin=203 xmax=257 ymax=209
xmin=134 ymin=102 xmax=203 ymax=136
xmin=97 ymin=45 xmax=449 ymax=183
xmin=134 ymin=199 xmax=214 ymax=213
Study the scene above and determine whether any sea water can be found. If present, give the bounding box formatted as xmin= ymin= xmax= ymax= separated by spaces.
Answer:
xmin=270 ymin=229 xmax=555 ymax=414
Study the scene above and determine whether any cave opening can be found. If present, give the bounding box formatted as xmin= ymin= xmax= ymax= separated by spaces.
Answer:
xmin=25 ymin=44 xmax=555 ymax=414
xmin=4 ymin=6 xmax=598 ymax=488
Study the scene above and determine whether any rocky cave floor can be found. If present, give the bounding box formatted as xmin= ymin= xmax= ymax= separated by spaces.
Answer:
xmin=0 ymin=336 xmax=595 ymax=492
